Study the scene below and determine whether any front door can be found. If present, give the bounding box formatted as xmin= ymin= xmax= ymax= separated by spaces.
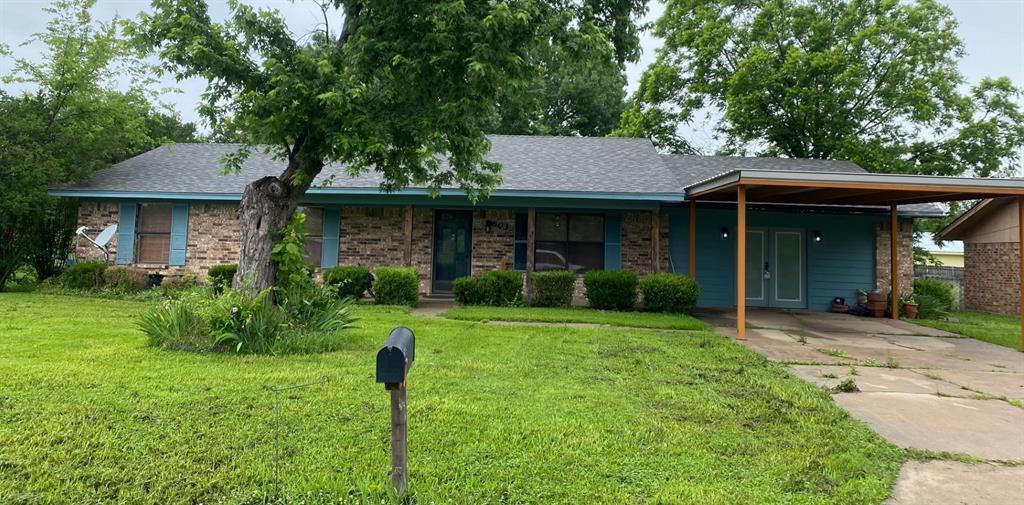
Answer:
xmin=745 ymin=228 xmax=805 ymax=309
xmin=433 ymin=211 xmax=472 ymax=293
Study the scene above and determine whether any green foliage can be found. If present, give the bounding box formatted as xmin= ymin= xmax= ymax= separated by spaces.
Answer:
xmin=60 ymin=261 xmax=107 ymax=290
xmin=103 ymin=266 xmax=149 ymax=292
xmin=137 ymin=297 xmax=213 ymax=351
xmin=914 ymin=311 xmax=1022 ymax=351
xmin=206 ymin=264 xmax=238 ymax=293
xmin=620 ymin=0 xmax=1024 ymax=182
xmin=914 ymin=294 xmax=950 ymax=321
xmin=640 ymin=273 xmax=701 ymax=314
xmin=373 ymin=267 xmax=420 ymax=306
xmin=444 ymin=305 xmax=709 ymax=331
xmin=276 ymin=283 xmax=357 ymax=335
xmin=271 ymin=212 xmax=313 ymax=290
xmin=913 ymin=279 xmax=957 ymax=313
xmin=584 ymin=270 xmax=638 ymax=311
xmin=160 ymin=274 xmax=201 ymax=297
xmin=322 ymin=266 xmax=372 ymax=300
xmin=528 ymin=270 xmax=576 ymax=308
xmin=453 ymin=270 xmax=524 ymax=306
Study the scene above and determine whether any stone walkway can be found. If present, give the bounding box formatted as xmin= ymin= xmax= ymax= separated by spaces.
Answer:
xmin=700 ymin=309 xmax=1024 ymax=504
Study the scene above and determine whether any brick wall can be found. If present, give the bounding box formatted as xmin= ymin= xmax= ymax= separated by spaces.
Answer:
xmin=964 ymin=242 xmax=1020 ymax=316
xmin=620 ymin=211 xmax=670 ymax=275
xmin=471 ymin=209 xmax=516 ymax=274
xmin=75 ymin=201 xmax=121 ymax=263
xmin=875 ymin=219 xmax=914 ymax=297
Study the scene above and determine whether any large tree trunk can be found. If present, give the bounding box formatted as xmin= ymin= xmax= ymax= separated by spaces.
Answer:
xmin=232 ymin=158 xmax=321 ymax=293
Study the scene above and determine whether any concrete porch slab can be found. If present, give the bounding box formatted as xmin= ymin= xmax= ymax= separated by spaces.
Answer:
xmin=886 ymin=461 xmax=1024 ymax=505
xmin=918 ymin=369 xmax=1024 ymax=401
xmin=832 ymin=392 xmax=1024 ymax=461
xmin=788 ymin=365 xmax=972 ymax=397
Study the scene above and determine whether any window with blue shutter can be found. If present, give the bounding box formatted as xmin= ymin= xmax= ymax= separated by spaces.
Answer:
xmin=513 ymin=213 xmax=528 ymax=271
xmin=321 ymin=208 xmax=341 ymax=269
xmin=169 ymin=204 xmax=188 ymax=266
xmin=604 ymin=214 xmax=622 ymax=271
xmin=116 ymin=203 xmax=137 ymax=265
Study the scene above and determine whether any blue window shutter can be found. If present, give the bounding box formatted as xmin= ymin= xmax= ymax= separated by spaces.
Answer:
xmin=604 ymin=214 xmax=622 ymax=271
xmin=116 ymin=203 xmax=137 ymax=265
xmin=169 ymin=204 xmax=189 ymax=266
xmin=513 ymin=213 xmax=528 ymax=271
xmin=321 ymin=208 xmax=341 ymax=269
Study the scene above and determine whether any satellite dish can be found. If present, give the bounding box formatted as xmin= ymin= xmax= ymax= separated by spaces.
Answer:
xmin=95 ymin=224 xmax=117 ymax=247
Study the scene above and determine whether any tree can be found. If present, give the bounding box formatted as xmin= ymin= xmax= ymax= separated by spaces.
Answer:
xmin=616 ymin=0 xmax=1024 ymax=177
xmin=0 ymin=0 xmax=199 ymax=289
xmin=131 ymin=0 xmax=646 ymax=292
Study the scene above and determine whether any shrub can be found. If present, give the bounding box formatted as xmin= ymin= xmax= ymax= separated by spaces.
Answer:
xmin=640 ymin=273 xmax=701 ymax=314
xmin=161 ymin=274 xmax=202 ymax=297
xmin=277 ymin=283 xmax=357 ymax=334
xmin=60 ymin=261 xmax=107 ymax=291
xmin=323 ymin=266 xmax=373 ymax=300
xmin=529 ymin=270 xmax=576 ymax=307
xmin=137 ymin=298 xmax=213 ymax=350
xmin=374 ymin=267 xmax=420 ymax=305
xmin=454 ymin=270 xmax=523 ymax=306
xmin=584 ymin=270 xmax=638 ymax=311
xmin=207 ymin=264 xmax=238 ymax=293
xmin=914 ymin=293 xmax=950 ymax=320
xmin=272 ymin=212 xmax=314 ymax=290
xmin=913 ymin=279 xmax=956 ymax=312
xmin=103 ymin=266 xmax=149 ymax=292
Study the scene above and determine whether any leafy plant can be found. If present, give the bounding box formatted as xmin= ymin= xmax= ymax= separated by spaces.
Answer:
xmin=323 ymin=266 xmax=372 ymax=300
xmin=271 ymin=212 xmax=314 ymax=291
xmin=137 ymin=298 xmax=211 ymax=350
xmin=914 ymin=279 xmax=956 ymax=313
xmin=528 ymin=271 xmax=576 ymax=308
xmin=60 ymin=261 xmax=107 ymax=291
xmin=103 ymin=266 xmax=148 ymax=292
xmin=453 ymin=270 xmax=523 ymax=306
xmin=277 ymin=283 xmax=356 ymax=334
xmin=915 ymin=293 xmax=950 ymax=320
xmin=206 ymin=264 xmax=238 ymax=293
xmin=639 ymin=273 xmax=701 ymax=314
xmin=584 ymin=270 xmax=638 ymax=311
xmin=373 ymin=267 xmax=420 ymax=306
xmin=831 ymin=378 xmax=860 ymax=393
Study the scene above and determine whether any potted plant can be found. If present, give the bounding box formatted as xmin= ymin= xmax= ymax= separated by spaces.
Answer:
xmin=901 ymin=294 xmax=919 ymax=319
xmin=866 ymin=290 xmax=887 ymax=318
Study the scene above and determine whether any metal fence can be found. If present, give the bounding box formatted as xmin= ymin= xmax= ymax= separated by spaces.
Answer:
xmin=914 ymin=265 xmax=965 ymax=310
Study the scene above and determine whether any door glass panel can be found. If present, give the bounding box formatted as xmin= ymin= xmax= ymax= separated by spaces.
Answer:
xmin=775 ymin=232 xmax=802 ymax=301
xmin=745 ymin=231 xmax=764 ymax=300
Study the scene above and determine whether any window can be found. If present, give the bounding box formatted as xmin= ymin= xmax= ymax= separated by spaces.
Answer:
xmin=534 ymin=213 xmax=604 ymax=272
xmin=135 ymin=203 xmax=172 ymax=264
xmin=298 ymin=207 xmax=324 ymax=267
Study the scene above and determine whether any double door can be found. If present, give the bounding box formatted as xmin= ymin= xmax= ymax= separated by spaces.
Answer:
xmin=745 ymin=228 xmax=805 ymax=309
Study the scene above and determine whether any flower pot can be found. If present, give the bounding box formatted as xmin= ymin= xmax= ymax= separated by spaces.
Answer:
xmin=866 ymin=292 xmax=887 ymax=318
xmin=903 ymin=303 xmax=918 ymax=319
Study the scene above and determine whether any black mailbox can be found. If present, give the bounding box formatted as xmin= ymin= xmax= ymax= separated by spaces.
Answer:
xmin=376 ymin=327 xmax=415 ymax=388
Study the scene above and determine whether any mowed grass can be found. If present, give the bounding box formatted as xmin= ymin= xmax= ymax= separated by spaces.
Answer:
xmin=443 ymin=305 xmax=709 ymax=331
xmin=0 ymin=293 xmax=902 ymax=504
xmin=914 ymin=311 xmax=1021 ymax=351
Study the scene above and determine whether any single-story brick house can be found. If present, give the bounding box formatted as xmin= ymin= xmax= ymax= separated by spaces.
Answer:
xmin=937 ymin=197 xmax=1021 ymax=316
xmin=51 ymin=136 xmax=1024 ymax=327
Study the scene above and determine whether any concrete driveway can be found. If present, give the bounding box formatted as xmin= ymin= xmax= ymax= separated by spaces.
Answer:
xmin=700 ymin=309 xmax=1024 ymax=505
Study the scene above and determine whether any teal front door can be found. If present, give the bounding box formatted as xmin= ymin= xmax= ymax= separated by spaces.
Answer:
xmin=433 ymin=211 xmax=473 ymax=293
xmin=746 ymin=228 xmax=805 ymax=309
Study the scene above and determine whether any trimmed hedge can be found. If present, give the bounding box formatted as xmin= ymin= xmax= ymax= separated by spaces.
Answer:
xmin=529 ymin=270 xmax=575 ymax=307
xmin=323 ymin=266 xmax=373 ymax=300
xmin=374 ymin=267 xmax=420 ymax=306
xmin=103 ymin=266 xmax=149 ymax=291
xmin=584 ymin=270 xmax=638 ymax=311
xmin=61 ymin=261 xmax=107 ymax=291
xmin=207 ymin=264 xmax=238 ymax=293
xmin=913 ymin=279 xmax=956 ymax=313
xmin=640 ymin=273 xmax=701 ymax=314
xmin=453 ymin=270 xmax=523 ymax=306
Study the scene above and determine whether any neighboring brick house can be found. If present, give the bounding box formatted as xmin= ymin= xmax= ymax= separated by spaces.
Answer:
xmin=937 ymin=198 xmax=1021 ymax=316
xmin=55 ymin=136 xmax=950 ymax=310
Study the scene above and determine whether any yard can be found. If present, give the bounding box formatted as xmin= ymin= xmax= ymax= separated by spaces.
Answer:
xmin=0 ymin=293 xmax=903 ymax=504
xmin=914 ymin=311 xmax=1022 ymax=351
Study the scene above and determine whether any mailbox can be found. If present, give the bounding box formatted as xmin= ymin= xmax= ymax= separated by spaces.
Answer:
xmin=376 ymin=327 xmax=415 ymax=388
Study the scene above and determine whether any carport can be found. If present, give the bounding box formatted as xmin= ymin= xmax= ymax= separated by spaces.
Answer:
xmin=683 ymin=170 xmax=1024 ymax=348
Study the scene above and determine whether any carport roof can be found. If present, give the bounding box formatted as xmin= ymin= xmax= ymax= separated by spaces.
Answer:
xmin=685 ymin=170 xmax=1024 ymax=207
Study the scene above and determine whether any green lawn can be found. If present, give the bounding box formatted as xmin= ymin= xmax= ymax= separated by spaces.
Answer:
xmin=0 ymin=293 xmax=902 ymax=504
xmin=443 ymin=305 xmax=710 ymax=331
xmin=914 ymin=311 xmax=1021 ymax=351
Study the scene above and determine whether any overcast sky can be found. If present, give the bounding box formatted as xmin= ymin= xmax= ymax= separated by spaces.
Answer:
xmin=2 ymin=0 xmax=1023 ymax=153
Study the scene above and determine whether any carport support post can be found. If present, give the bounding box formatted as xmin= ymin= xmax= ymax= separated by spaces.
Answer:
xmin=737 ymin=186 xmax=746 ymax=340
xmin=689 ymin=199 xmax=696 ymax=277
xmin=1019 ymin=196 xmax=1023 ymax=351
xmin=891 ymin=204 xmax=899 ymax=320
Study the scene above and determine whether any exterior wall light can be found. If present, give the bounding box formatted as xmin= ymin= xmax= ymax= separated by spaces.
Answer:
xmin=721 ymin=227 xmax=729 ymax=240
xmin=814 ymin=231 xmax=822 ymax=243
xmin=484 ymin=220 xmax=495 ymax=233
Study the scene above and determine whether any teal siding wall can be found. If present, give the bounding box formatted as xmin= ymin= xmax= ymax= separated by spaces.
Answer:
xmin=667 ymin=207 xmax=885 ymax=310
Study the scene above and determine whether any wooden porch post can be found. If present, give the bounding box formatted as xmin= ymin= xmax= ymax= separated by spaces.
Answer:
xmin=689 ymin=199 xmax=697 ymax=277
xmin=1018 ymin=197 xmax=1023 ymax=351
xmin=403 ymin=205 xmax=413 ymax=266
xmin=652 ymin=211 xmax=662 ymax=273
xmin=891 ymin=204 xmax=899 ymax=320
xmin=737 ymin=186 xmax=746 ymax=340
xmin=525 ymin=208 xmax=536 ymax=304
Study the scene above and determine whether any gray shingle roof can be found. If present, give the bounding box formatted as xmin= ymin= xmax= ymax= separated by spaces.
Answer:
xmin=63 ymin=136 xmax=681 ymax=195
